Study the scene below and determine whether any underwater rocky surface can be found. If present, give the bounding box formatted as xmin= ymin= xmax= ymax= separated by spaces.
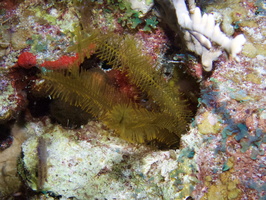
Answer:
xmin=0 ymin=0 xmax=265 ymax=199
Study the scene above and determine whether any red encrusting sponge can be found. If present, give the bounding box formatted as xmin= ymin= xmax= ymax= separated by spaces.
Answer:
xmin=17 ymin=52 xmax=37 ymax=69
xmin=40 ymin=54 xmax=79 ymax=69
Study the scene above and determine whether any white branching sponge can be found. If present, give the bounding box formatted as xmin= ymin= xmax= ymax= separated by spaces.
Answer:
xmin=173 ymin=0 xmax=246 ymax=71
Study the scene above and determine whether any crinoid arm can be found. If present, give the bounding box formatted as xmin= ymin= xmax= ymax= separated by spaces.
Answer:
xmin=103 ymin=104 xmax=180 ymax=147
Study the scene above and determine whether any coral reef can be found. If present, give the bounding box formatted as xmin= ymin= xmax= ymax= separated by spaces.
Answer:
xmin=0 ymin=0 xmax=265 ymax=199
